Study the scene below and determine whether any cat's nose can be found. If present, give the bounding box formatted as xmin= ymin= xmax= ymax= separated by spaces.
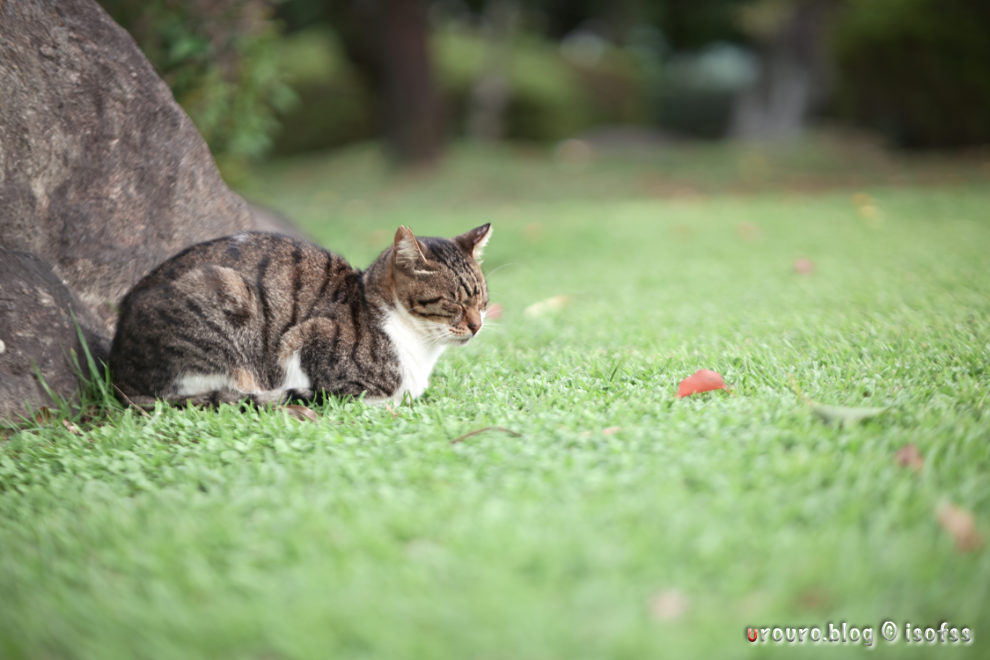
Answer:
xmin=467 ymin=318 xmax=482 ymax=335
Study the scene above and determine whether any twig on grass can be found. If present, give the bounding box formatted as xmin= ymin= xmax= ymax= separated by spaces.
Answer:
xmin=450 ymin=426 xmax=521 ymax=444
xmin=113 ymin=385 xmax=153 ymax=418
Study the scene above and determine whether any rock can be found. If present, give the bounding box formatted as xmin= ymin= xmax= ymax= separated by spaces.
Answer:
xmin=0 ymin=0 xmax=292 ymax=420
xmin=0 ymin=248 xmax=108 ymax=421
xmin=0 ymin=0 xmax=266 ymax=335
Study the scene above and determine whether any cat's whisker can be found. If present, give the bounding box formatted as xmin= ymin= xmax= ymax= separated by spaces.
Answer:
xmin=484 ymin=261 xmax=522 ymax=278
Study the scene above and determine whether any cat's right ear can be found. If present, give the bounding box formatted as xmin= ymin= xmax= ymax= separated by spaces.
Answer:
xmin=393 ymin=226 xmax=431 ymax=273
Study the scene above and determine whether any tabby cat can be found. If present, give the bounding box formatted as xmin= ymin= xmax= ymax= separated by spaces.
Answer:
xmin=108 ymin=224 xmax=491 ymax=406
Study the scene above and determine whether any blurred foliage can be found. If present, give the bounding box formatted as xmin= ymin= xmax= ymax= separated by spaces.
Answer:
xmin=653 ymin=43 xmax=756 ymax=138
xmin=271 ymin=25 xmax=647 ymax=154
xmin=832 ymin=0 xmax=990 ymax=148
xmin=269 ymin=29 xmax=376 ymax=155
xmin=100 ymin=0 xmax=295 ymax=176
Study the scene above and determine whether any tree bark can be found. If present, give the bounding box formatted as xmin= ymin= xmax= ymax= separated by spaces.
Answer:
xmin=732 ymin=0 xmax=837 ymax=141
xmin=333 ymin=0 xmax=444 ymax=168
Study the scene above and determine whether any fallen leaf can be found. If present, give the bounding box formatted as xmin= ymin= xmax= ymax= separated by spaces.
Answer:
xmin=852 ymin=191 xmax=884 ymax=227
xmin=736 ymin=221 xmax=760 ymax=242
xmin=677 ymin=369 xmax=728 ymax=398
xmin=281 ymin=405 xmax=320 ymax=422
xmin=795 ymin=586 xmax=832 ymax=613
xmin=894 ymin=444 xmax=924 ymax=473
xmin=602 ymin=426 xmax=621 ymax=436
xmin=809 ymin=402 xmax=886 ymax=428
xmin=793 ymin=257 xmax=815 ymax=275
xmin=648 ymin=589 xmax=689 ymax=622
xmin=485 ymin=303 xmax=504 ymax=320
xmin=34 ymin=407 xmax=53 ymax=424
xmin=936 ymin=501 xmax=984 ymax=552
xmin=524 ymin=295 xmax=570 ymax=318
xmin=62 ymin=419 xmax=82 ymax=435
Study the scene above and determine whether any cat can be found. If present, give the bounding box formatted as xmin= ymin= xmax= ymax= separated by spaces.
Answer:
xmin=108 ymin=224 xmax=491 ymax=407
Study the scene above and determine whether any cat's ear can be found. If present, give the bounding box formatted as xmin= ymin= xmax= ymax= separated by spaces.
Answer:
xmin=393 ymin=225 xmax=431 ymax=272
xmin=454 ymin=223 xmax=492 ymax=262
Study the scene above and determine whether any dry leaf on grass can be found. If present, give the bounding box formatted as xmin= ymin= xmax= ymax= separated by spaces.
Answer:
xmin=34 ymin=407 xmax=53 ymax=424
xmin=62 ymin=419 xmax=82 ymax=435
xmin=936 ymin=501 xmax=984 ymax=553
xmin=894 ymin=444 xmax=924 ymax=473
xmin=524 ymin=295 xmax=570 ymax=318
xmin=677 ymin=369 xmax=728 ymax=398
xmin=602 ymin=426 xmax=621 ymax=436
xmin=736 ymin=221 xmax=760 ymax=242
xmin=281 ymin=405 xmax=321 ymax=422
xmin=809 ymin=402 xmax=886 ymax=428
xmin=648 ymin=589 xmax=689 ymax=622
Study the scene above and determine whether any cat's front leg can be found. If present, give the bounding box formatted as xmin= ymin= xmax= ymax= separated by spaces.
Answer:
xmin=275 ymin=318 xmax=336 ymax=402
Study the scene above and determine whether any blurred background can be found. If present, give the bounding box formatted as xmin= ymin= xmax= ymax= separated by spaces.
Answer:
xmin=97 ymin=0 xmax=990 ymax=189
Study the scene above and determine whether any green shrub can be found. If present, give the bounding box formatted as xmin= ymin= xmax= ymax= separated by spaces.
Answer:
xmin=269 ymin=29 xmax=376 ymax=155
xmin=832 ymin=0 xmax=990 ymax=148
xmin=270 ymin=25 xmax=649 ymax=154
xmin=100 ymin=0 xmax=295 ymax=174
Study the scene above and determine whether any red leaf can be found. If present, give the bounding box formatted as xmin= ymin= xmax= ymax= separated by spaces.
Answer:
xmin=894 ymin=444 xmax=924 ymax=473
xmin=677 ymin=369 xmax=728 ymax=398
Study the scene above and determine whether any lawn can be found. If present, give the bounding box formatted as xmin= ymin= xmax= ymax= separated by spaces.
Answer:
xmin=1 ymin=137 xmax=989 ymax=659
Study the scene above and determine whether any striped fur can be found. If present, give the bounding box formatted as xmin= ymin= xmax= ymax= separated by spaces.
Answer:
xmin=109 ymin=225 xmax=491 ymax=406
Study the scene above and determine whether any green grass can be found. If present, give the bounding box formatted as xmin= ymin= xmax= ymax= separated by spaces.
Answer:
xmin=2 ymin=139 xmax=989 ymax=658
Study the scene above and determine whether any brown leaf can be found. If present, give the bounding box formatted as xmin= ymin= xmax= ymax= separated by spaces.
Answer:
xmin=281 ymin=405 xmax=320 ymax=422
xmin=524 ymin=295 xmax=570 ymax=318
xmin=602 ymin=426 xmax=621 ymax=436
xmin=736 ymin=221 xmax=760 ymax=242
xmin=648 ymin=589 xmax=689 ymax=622
xmin=34 ymin=407 xmax=53 ymax=424
xmin=894 ymin=444 xmax=924 ymax=473
xmin=62 ymin=419 xmax=82 ymax=435
xmin=795 ymin=586 xmax=832 ymax=613
xmin=936 ymin=501 xmax=985 ymax=553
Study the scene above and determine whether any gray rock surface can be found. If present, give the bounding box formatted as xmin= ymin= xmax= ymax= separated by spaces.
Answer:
xmin=0 ymin=248 xmax=107 ymax=421
xmin=0 ymin=0 xmax=289 ymax=420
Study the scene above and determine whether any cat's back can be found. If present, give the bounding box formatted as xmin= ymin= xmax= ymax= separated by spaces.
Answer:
xmin=128 ymin=232 xmax=342 ymax=292
xmin=110 ymin=232 xmax=362 ymax=400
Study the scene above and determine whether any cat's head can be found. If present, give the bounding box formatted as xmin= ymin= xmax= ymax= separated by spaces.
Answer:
xmin=390 ymin=224 xmax=491 ymax=345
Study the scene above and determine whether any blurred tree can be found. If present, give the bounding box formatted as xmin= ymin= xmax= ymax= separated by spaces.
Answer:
xmin=732 ymin=0 xmax=838 ymax=141
xmin=832 ymin=0 xmax=990 ymax=148
xmin=327 ymin=0 xmax=444 ymax=167
xmin=99 ymin=0 xmax=294 ymax=176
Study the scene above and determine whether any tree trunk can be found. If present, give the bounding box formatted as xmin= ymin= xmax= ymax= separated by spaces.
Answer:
xmin=732 ymin=0 xmax=837 ymax=141
xmin=333 ymin=0 xmax=444 ymax=168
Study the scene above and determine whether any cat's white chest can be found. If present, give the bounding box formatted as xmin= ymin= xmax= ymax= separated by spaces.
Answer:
xmin=382 ymin=307 xmax=447 ymax=402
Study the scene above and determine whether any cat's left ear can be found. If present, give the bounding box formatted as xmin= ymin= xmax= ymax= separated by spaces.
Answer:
xmin=454 ymin=223 xmax=492 ymax=262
